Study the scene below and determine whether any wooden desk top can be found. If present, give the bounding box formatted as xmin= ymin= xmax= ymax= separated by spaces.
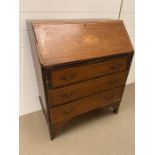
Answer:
xmin=30 ymin=20 xmax=133 ymax=67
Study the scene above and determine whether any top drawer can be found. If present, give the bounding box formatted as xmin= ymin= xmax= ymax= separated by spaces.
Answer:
xmin=51 ymin=56 xmax=128 ymax=87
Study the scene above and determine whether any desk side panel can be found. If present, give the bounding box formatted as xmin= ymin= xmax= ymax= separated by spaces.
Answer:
xmin=27 ymin=21 xmax=49 ymax=121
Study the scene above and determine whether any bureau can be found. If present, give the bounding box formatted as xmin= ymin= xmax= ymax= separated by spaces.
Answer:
xmin=27 ymin=19 xmax=134 ymax=140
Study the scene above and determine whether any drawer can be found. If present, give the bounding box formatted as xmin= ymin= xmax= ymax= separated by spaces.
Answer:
xmin=48 ymin=71 xmax=127 ymax=106
xmin=51 ymin=56 xmax=128 ymax=87
xmin=50 ymin=86 xmax=123 ymax=123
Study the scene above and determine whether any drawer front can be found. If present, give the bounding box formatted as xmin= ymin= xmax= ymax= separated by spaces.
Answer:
xmin=48 ymin=71 xmax=127 ymax=106
xmin=50 ymin=87 xmax=123 ymax=124
xmin=51 ymin=57 xmax=128 ymax=87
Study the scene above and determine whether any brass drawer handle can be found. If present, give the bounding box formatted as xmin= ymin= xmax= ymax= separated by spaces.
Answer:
xmin=105 ymin=94 xmax=115 ymax=100
xmin=111 ymin=63 xmax=124 ymax=71
xmin=60 ymin=72 xmax=77 ymax=81
xmin=63 ymin=107 xmax=74 ymax=115
xmin=108 ymin=79 xmax=118 ymax=86
xmin=60 ymin=90 xmax=79 ymax=98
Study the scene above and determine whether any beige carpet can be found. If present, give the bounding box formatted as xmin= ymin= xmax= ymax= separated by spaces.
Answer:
xmin=20 ymin=84 xmax=135 ymax=155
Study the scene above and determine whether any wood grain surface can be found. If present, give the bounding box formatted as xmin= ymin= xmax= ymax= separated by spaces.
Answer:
xmin=48 ymin=71 xmax=127 ymax=106
xmin=51 ymin=56 xmax=128 ymax=87
xmin=32 ymin=20 xmax=133 ymax=67
xmin=50 ymin=86 xmax=124 ymax=123
xmin=27 ymin=19 xmax=134 ymax=140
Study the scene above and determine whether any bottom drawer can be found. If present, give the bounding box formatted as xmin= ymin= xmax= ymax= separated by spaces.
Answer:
xmin=50 ymin=86 xmax=123 ymax=124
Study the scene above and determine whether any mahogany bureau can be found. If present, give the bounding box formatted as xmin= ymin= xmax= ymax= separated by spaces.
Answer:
xmin=27 ymin=19 xmax=134 ymax=140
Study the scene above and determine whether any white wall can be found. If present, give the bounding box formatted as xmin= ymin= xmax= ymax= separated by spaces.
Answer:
xmin=19 ymin=0 xmax=135 ymax=116
xmin=120 ymin=0 xmax=135 ymax=84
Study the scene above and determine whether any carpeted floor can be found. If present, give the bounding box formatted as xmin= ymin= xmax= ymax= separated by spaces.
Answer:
xmin=20 ymin=83 xmax=135 ymax=155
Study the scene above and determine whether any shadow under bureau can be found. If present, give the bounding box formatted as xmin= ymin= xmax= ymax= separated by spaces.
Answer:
xmin=27 ymin=19 xmax=134 ymax=140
